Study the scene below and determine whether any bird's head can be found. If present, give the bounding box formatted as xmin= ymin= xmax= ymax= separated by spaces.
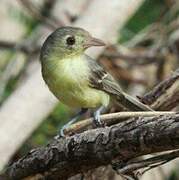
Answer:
xmin=40 ymin=26 xmax=105 ymax=61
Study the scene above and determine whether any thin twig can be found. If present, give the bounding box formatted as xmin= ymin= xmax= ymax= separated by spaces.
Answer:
xmin=0 ymin=40 xmax=40 ymax=54
xmin=64 ymin=111 xmax=175 ymax=135
xmin=18 ymin=0 xmax=65 ymax=29
xmin=117 ymin=150 xmax=179 ymax=175
xmin=102 ymin=48 xmax=161 ymax=65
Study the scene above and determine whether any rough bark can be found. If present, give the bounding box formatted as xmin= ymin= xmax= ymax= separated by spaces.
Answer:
xmin=6 ymin=114 xmax=179 ymax=180
xmin=138 ymin=69 xmax=179 ymax=180
xmin=140 ymin=70 xmax=179 ymax=110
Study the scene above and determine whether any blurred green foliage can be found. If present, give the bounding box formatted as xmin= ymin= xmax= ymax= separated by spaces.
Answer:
xmin=167 ymin=168 xmax=179 ymax=180
xmin=9 ymin=5 xmax=39 ymax=35
xmin=119 ymin=0 xmax=166 ymax=42
xmin=0 ymin=8 xmax=38 ymax=104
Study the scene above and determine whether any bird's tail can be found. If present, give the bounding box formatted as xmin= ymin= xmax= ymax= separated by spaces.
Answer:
xmin=117 ymin=93 xmax=153 ymax=111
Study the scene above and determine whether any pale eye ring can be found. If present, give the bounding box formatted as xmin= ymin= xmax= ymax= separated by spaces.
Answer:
xmin=66 ymin=36 xmax=75 ymax=46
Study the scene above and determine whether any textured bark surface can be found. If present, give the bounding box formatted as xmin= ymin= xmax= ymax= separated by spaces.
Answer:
xmin=141 ymin=70 xmax=179 ymax=110
xmin=6 ymin=114 xmax=179 ymax=180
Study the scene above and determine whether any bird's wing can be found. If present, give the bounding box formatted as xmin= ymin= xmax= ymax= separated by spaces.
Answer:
xmin=85 ymin=55 xmax=153 ymax=111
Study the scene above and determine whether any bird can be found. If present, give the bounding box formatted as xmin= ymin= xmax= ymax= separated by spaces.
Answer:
xmin=40 ymin=26 xmax=153 ymax=136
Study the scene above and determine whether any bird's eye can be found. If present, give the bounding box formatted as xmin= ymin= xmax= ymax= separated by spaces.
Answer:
xmin=66 ymin=36 xmax=75 ymax=46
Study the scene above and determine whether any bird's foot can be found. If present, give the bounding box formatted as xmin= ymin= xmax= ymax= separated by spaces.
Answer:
xmin=54 ymin=127 xmax=67 ymax=139
xmin=93 ymin=106 xmax=105 ymax=127
xmin=59 ymin=124 xmax=67 ymax=137
xmin=54 ymin=126 xmax=66 ymax=139
xmin=57 ymin=120 xmax=75 ymax=137
xmin=57 ymin=108 xmax=88 ymax=137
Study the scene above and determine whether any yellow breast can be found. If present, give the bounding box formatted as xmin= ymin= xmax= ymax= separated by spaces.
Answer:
xmin=41 ymin=56 xmax=110 ymax=108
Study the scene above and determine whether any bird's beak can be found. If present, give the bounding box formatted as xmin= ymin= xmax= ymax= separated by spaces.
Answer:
xmin=84 ymin=36 xmax=106 ymax=49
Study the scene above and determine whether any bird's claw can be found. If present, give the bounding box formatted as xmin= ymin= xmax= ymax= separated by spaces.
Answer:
xmin=59 ymin=125 xmax=67 ymax=137
xmin=93 ymin=109 xmax=105 ymax=127
xmin=54 ymin=127 xmax=65 ymax=139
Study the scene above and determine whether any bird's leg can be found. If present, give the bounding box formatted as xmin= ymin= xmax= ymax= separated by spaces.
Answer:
xmin=59 ymin=108 xmax=88 ymax=136
xmin=93 ymin=106 xmax=105 ymax=127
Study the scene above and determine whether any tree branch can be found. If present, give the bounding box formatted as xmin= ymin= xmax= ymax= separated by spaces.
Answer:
xmin=140 ymin=69 xmax=179 ymax=110
xmin=0 ymin=40 xmax=40 ymax=54
xmin=115 ymin=150 xmax=179 ymax=175
xmin=6 ymin=114 xmax=179 ymax=180
xmin=64 ymin=111 xmax=175 ymax=136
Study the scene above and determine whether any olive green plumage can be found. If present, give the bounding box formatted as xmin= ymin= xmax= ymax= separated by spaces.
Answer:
xmin=40 ymin=26 xmax=152 ymax=111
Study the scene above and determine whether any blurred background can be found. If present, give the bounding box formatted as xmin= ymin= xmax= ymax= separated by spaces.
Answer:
xmin=0 ymin=0 xmax=179 ymax=179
